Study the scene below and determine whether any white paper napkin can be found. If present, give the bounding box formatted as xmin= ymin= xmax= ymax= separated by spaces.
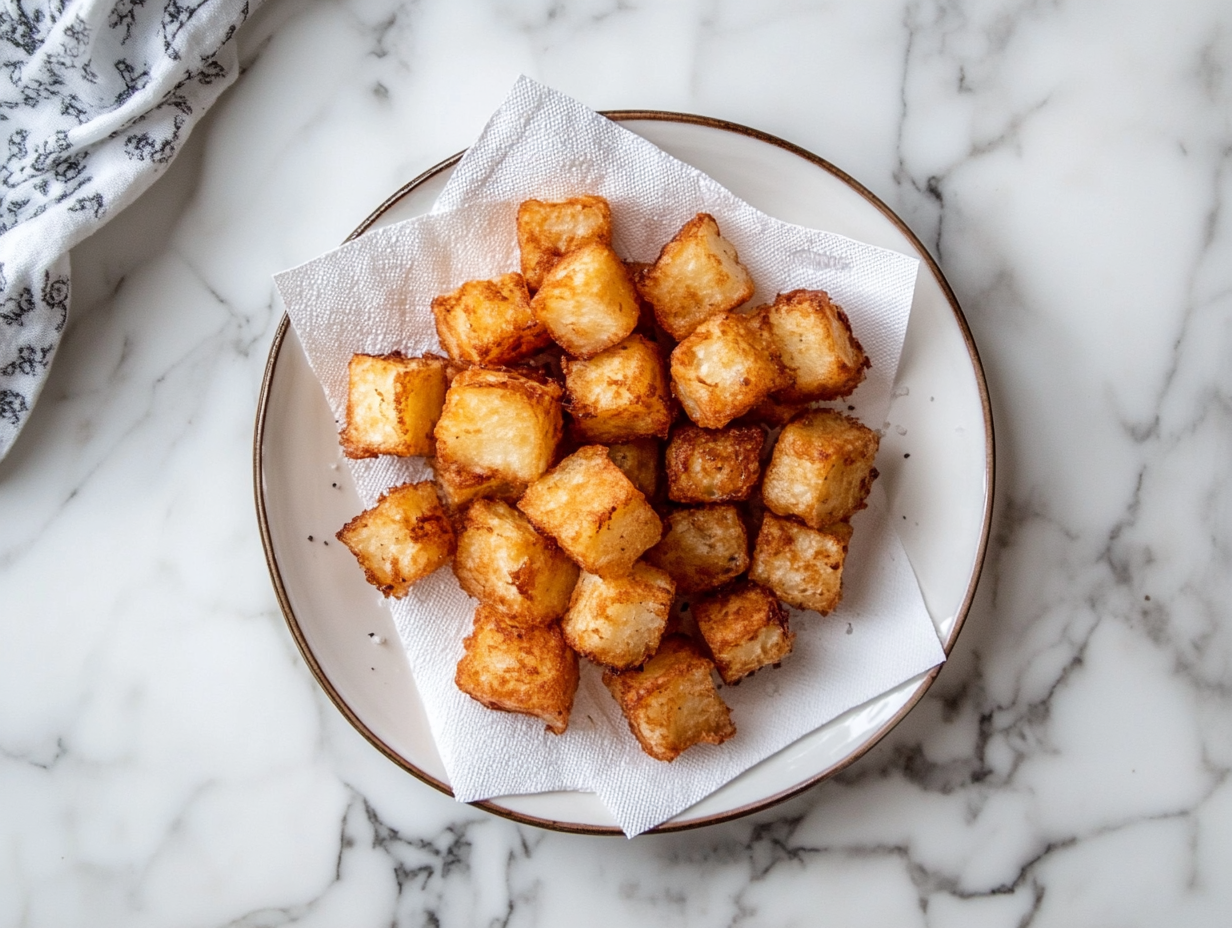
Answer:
xmin=274 ymin=77 xmax=945 ymax=836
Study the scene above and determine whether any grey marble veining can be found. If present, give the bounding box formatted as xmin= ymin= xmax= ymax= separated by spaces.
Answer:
xmin=2 ymin=0 xmax=1230 ymax=924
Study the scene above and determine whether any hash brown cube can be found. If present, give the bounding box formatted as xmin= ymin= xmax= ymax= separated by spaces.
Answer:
xmin=518 ymin=445 xmax=662 ymax=578
xmin=637 ymin=213 xmax=756 ymax=341
xmin=563 ymin=335 xmax=672 ymax=442
xmin=336 ymin=481 xmax=455 ymax=597
xmin=644 ymin=505 xmax=749 ymax=594
xmin=434 ymin=367 xmax=562 ymax=486
xmin=749 ymin=514 xmax=853 ymax=614
xmin=761 ymin=409 xmax=879 ymax=528
xmin=751 ymin=289 xmax=869 ymax=401
xmin=341 ymin=353 xmax=452 ymax=458
xmin=518 ymin=196 xmax=613 ymax=291
xmin=530 ymin=241 xmax=641 ymax=358
xmin=603 ymin=635 xmax=736 ymax=761
xmin=430 ymin=272 xmax=550 ymax=366
xmin=561 ymin=562 xmax=675 ymax=670
xmin=433 ymin=459 xmax=525 ymax=513
xmin=670 ymin=311 xmax=783 ymax=429
xmin=453 ymin=499 xmax=580 ymax=626
xmin=606 ymin=439 xmax=660 ymax=500
xmin=694 ymin=582 xmax=795 ymax=684
xmin=665 ymin=424 xmax=764 ymax=503
xmin=455 ymin=604 xmax=579 ymax=734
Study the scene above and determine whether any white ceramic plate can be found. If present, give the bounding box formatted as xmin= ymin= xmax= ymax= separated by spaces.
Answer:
xmin=254 ymin=113 xmax=993 ymax=834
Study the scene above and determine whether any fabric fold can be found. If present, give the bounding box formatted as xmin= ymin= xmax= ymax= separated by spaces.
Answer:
xmin=0 ymin=0 xmax=258 ymax=458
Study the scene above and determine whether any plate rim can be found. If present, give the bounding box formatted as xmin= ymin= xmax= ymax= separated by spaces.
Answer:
xmin=253 ymin=110 xmax=995 ymax=836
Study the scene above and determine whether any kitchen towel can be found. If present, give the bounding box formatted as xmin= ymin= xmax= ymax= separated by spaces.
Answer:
xmin=0 ymin=0 xmax=257 ymax=459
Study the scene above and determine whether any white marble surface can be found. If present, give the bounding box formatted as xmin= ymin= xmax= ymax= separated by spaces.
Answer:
xmin=2 ymin=0 xmax=1230 ymax=923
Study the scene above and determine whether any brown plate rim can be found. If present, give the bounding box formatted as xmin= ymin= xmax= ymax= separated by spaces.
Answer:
xmin=253 ymin=110 xmax=995 ymax=836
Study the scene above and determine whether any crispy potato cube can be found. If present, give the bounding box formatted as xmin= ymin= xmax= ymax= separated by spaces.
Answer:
xmin=751 ymin=290 xmax=869 ymax=401
xmin=762 ymin=409 xmax=879 ymax=527
xmin=336 ymin=482 xmax=455 ymax=597
xmin=433 ymin=460 xmax=524 ymax=512
xmin=341 ymin=353 xmax=452 ymax=458
xmin=637 ymin=213 xmax=755 ymax=341
xmin=694 ymin=582 xmax=795 ymax=684
xmin=434 ymin=368 xmax=562 ymax=485
xmin=530 ymin=242 xmax=640 ymax=358
xmin=562 ymin=563 xmax=675 ymax=670
xmin=563 ymin=335 xmax=672 ymax=442
xmin=606 ymin=439 xmax=660 ymax=500
xmin=455 ymin=604 xmax=579 ymax=734
xmin=665 ymin=424 xmax=764 ymax=503
xmin=430 ymin=272 xmax=550 ymax=366
xmin=518 ymin=445 xmax=662 ymax=578
xmin=453 ymin=500 xmax=580 ymax=626
xmin=603 ymin=635 xmax=735 ymax=761
xmin=670 ymin=311 xmax=783 ymax=429
xmin=644 ymin=505 xmax=749 ymax=594
xmin=518 ymin=196 xmax=613 ymax=291
xmin=749 ymin=515 xmax=853 ymax=614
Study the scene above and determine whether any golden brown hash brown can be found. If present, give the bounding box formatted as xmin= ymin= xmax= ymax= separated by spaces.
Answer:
xmin=749 ymin=514 xmax=853 ymax=615
xmin=517 ymin=195 xmax=613 ymax=291
xmin=562 ymin=334 xmax=673 ymax=443
xmin=529 ymin=241 xmax=641 ymax=359
xmin=644 ymin=504 xmax=750 ymax=594
xmin=453 ymin=499 xmax=580 ymax=627
xmin=665 ymin=423 xmax=764 ymax=503
xmin=561 ymin=562 xmax=674 ymax=670
xmin=761 ymin=409 xmax=879 ymax=528
xmin=341 ymin=353 xmax=455 ymax=459
xmin=336 ymin=481 xmax=455 ymax=598
xmin=636 ymin=213 xmax=755 ymax=341
xmin=455 ymin=604 xmax=579 ymax=734
xmin=693 ymin=581 xmax=794 ymax=684
xmin=518 ymin=445 xmax=663 ymax=578
xmin=670 ymin=311 xmax=784 ymax=429
xmin=604 ymin=635 xmax=735 ymax=761
xmin=433 ymin=367 xmax=563 ymax=486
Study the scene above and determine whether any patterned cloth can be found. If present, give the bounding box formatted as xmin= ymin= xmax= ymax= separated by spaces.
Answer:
xmin=0 ymin=0 xmax=257 ymax=459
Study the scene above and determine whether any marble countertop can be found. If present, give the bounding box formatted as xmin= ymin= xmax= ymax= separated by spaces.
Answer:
xmin=3 ymin=0 xmax=1230 ymax=924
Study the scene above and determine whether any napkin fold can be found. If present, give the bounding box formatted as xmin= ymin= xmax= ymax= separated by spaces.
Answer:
xmin=274 ymin=77 xmax=945 ymax=836
xmin=0 ymin=0 xmax=258 ymax=459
